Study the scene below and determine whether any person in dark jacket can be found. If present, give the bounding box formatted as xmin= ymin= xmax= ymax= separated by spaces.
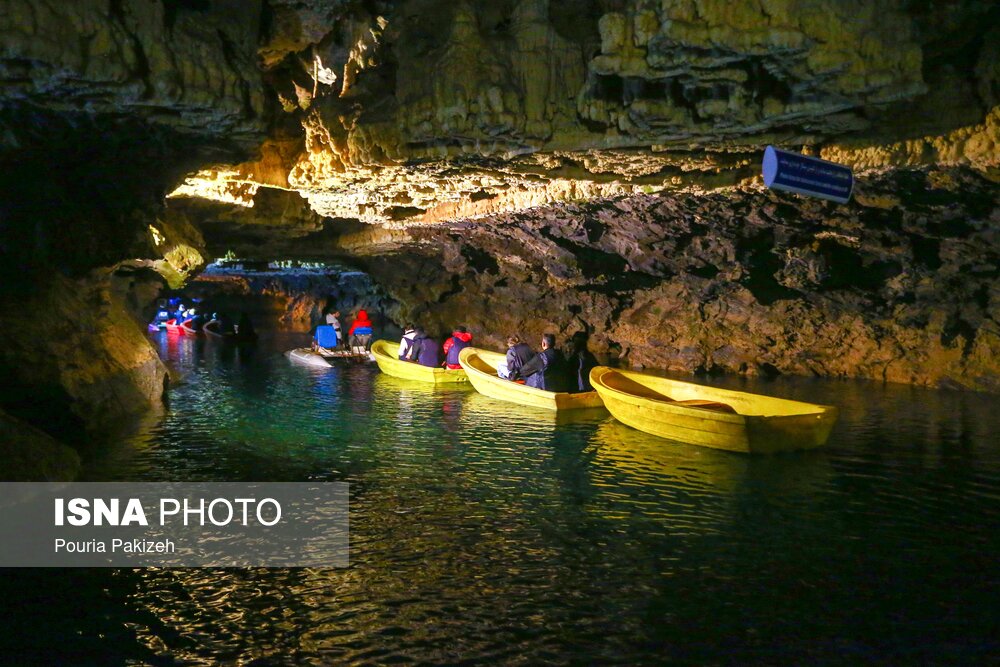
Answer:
xmin=513 ymin=333 xmax=567 ymax=391
xmin=325 ymin=309 xmax=343 ymax=348
xmin=498 ymin=335 xmax=533 ymax=379
xmin=408 ymin=328 xmax=442 ymax=368
xmin=564 ymin=331 xmax=598 ymax=392
xmin=442 ymin=325 xmax=473 ymax=369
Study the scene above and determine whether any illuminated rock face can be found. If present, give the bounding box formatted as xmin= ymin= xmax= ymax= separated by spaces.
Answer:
xmin=0 ymin=274 xmax=168 ymax=433
xmin=226 ymin=168 xmax=992 ymax=393
xmin=179 ymin=0 xmax=998 ymax=222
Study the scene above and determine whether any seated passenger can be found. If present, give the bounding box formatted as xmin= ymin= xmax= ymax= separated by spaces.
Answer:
xmin=442 ymin=325 xmax=473 ymax=370
xmin=398 ymin=324 xmax=418 ymax=360
xmin=185 ymin=308 xmax=205 ymax=330
xmin=348 ymin=309 xmax=374 ymax=351
xmin=513 ymin=333 xmax=568 ymax=391
xmin=564 ymin=331 xmax=598 ymax=392
xmin=408 ymin=328 xmax=441 ymax=367
xmin=170 ymin=303 xmax=187 ymax=324
xmin=325 ymin=309 xmax=343 ymax=347
xmin=497 ymin=335 xmax=533 ymax=380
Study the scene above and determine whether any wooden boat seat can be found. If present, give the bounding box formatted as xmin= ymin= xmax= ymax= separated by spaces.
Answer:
xmin=674 ymin=399 xmax=738 ymax=413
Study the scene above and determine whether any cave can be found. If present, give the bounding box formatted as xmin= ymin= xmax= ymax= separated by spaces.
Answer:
xmin=0 ymin=1 xmax=998 ymax=664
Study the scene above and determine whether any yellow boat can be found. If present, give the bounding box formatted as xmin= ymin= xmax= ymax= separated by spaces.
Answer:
xmin=458 ymin=347 xmax=605 ymax=411
xmin=590 ymin=366 xmax=837 ymax=454
xmin=370 ymin=339 xmax=469 ymax=384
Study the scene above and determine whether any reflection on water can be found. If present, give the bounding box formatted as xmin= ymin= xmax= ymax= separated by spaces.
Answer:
xmin=2 ymin=332 xmax=999 ymax=664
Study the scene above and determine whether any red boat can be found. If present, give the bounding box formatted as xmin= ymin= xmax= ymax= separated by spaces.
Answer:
xmin=162 ymin=317 xmax=204 ymax=336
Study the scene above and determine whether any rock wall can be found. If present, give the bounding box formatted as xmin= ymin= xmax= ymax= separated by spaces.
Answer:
xmin=181 ymin=266 xmax=399 ymax=332
xmin=0 ymin=273 xmax=168 ymax=436
xmin=347 ymin=168 xmax=998 ymax=393
xmin=0 ymin=0 xmax=268 ymax=282
xmin=0 ymin=0 xmax=269 ymax=458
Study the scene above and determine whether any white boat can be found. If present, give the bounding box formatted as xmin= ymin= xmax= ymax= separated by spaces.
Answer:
xmin=285 ymin=347 xmax=373 ymax=367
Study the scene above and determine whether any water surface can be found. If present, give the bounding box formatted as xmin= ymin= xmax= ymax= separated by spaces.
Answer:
xmin=3 ymin=332 xmax=998 ymax=665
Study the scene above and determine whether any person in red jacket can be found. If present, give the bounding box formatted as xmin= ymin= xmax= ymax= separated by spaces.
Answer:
xmin=348 ymin=309 xmax=374 ymax=351
xmin=442 ymin=325 xmax=473 ymax=369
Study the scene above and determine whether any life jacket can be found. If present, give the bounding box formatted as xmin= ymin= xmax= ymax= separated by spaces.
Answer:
xmin=349 ymin=310 xmax=373 ymax=336
xmin=443 ymin=331 xmax=473 ymax=369
xmin=414 ymin=335 xmax=441 ymax=367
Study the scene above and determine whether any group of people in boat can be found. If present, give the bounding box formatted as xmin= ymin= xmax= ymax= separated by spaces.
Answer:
xmin=313 ymin=308 xmax=375 ymax=351
xmin=160 ymin=301 xmax=255 ymax=338
xmin=396 ymin=325 xmax=473 ymax=370
xmin=398 ymin=325 xmax=598 ymax=393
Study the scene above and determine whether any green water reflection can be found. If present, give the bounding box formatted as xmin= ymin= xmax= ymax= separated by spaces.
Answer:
xmin=3 ymin=332 xmax=997 ymax=664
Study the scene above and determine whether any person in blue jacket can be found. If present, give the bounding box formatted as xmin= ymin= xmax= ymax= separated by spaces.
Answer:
xmin=513 ymin=333 xmax=567 ymax=391
xmin=498 ymin=335 xmax=534 ymax=379
xmin=442 ymin=325 xmax=473 ymax=369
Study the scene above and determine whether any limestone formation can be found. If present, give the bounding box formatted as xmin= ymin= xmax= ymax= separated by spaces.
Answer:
xmin=182 ymin=266 xmax=398 ymax=331
xmin=0 ymin=0 xmax=265 ymax=141
xmin=174 ymin=0 xmax=998 ymax=224
xmin=281 ymin=167 xmax=994 ymax=393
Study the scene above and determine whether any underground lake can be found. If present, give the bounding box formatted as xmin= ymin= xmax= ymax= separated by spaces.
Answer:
xmin=2 ymin=331 xmax=998 ymax=663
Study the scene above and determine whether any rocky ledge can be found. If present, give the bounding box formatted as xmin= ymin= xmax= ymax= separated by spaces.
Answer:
xmin=199 ymin=166 xmax=995 ymax=393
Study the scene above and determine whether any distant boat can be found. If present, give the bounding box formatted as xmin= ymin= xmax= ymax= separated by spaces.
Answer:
xmin=371 ymin=340 xmax=468 ymax=384
xmin=204 ymin=321 xmax=256 ymax=343
xmin=590 ymin=367 xmax=838 ymax=454
xmin=458 ymin=347 xmax=605 ymax=411
xmin=164 ymin=319 xmax=184 ymax=334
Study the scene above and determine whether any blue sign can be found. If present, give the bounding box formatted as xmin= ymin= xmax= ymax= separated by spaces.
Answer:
xmin=762 ymin=146 xmax=854 ymax=204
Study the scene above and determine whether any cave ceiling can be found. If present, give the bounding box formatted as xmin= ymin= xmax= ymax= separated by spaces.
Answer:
xmin=170 ymin=0 xmax=999 ymax=236
xmin=1 ymin=0 xmax=998 ymax=270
